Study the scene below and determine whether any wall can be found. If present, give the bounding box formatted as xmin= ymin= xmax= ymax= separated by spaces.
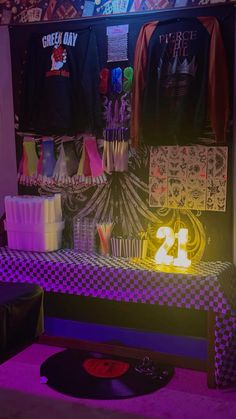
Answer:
xmin=9 ymin=5 xmax=234 ymax=264
xmin=0 ymin=26 xmax=17 ymax=216
xmin=234 ymin=11 xmax=236 ymax=265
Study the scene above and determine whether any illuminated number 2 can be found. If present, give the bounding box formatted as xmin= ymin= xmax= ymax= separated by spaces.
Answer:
xmin=155 ymin=227 xmax=191 ymax=268
xmin=155 ymin=227 xmax=175 ymax=265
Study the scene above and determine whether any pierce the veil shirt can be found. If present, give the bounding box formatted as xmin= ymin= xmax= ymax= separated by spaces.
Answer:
xmin=131 ymin=17 xmax=229 ymax=147
xmin=19 ymin=28 xmax=101 ymax=136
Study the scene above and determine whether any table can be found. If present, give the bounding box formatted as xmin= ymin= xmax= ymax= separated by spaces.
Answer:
xmin=0 ymin=246 xmax=236 ymax=387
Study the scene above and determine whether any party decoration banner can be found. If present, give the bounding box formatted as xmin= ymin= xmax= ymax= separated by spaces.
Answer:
xmin=149 ymin=145 xmax=228 ymax=212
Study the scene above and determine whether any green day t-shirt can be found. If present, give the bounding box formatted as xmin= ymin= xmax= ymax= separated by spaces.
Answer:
xmin=19 ymin=28 xmax=101 ymax=136
xmin=42 ymin=31 xmax=78 ymax=78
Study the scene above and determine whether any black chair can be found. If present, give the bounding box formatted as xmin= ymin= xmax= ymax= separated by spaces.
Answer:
xmin=0 ymin=282 xmax=44 ymax=361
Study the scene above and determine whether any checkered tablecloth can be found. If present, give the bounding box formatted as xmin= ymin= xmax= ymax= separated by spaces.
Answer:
xmin=0 ymin=246 xmax=236 ymax=387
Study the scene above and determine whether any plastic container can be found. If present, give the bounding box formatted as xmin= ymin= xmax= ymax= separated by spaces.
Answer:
xmin=4 ymin=220 xmax=64 ymax=252
xmin=73 ymin=216 xmax=97 ymax=253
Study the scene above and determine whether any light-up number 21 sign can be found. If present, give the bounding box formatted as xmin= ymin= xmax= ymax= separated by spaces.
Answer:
xmin=155 ymin=227 xmax=191 ymax=268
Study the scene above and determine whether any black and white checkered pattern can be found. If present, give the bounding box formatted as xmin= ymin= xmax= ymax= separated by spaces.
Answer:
xmin=0 ymin=246 xmax=236 ymax=387
xmin=215 ymin=314 xmax=236 ymax=387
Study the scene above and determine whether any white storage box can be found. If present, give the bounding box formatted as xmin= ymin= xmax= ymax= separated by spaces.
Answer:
xmin=4 ymin=220 xmax=64 ymax=252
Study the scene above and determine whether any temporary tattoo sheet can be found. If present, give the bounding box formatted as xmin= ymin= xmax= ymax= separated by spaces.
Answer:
xmin=149 ymin=177 xmax=168 ymax=208
xmin=168 ymin=177 xmax=187 ymax=209
xmin=149 ymin=146 xmax=168 ymax=178
xmin=187 ymin=145 xmax=207 ymax=180
xmin=206 ymin=147 xmax=228 ymax=212
xmin=149 ymin=146 xmax=228 ymax=212
xmin=186 ymin=178 xmax=206 ymax=211
xmin=168 ymin=146 xmax=188 ymax=179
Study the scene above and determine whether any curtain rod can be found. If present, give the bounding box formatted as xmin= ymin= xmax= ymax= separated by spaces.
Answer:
xmin=7 ymin=2 xmax=235 ymax=28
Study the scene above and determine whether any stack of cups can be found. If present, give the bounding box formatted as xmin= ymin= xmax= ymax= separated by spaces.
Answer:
xmin=110 ymin=237 xmax=148 ymax=259
xmin=4 ymin=194 xmax=64 ymax=252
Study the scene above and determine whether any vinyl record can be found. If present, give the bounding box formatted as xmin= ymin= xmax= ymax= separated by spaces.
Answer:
xmin=40 ymin=349 xmax=174 ymax=399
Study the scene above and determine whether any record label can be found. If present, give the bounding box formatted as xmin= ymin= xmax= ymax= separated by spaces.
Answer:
xmin=83 ymin=358 xmax=130 ymax=378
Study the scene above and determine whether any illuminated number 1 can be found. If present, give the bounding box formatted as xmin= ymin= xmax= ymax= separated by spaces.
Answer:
xmin=155 ymin=227 xmax=191 ymax=268
xmin=173 ymin=228 xmax=191 ymax=268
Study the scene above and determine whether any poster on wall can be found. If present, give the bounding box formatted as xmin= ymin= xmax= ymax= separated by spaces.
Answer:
xmin=0 ymin=0 xmax=235 ymax=24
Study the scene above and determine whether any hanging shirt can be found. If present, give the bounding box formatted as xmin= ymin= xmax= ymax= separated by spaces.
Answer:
xmin=19 ymin=28 xmax=102 ymax=136
xmin=131 ymin=17 xmax=229 ymax=147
